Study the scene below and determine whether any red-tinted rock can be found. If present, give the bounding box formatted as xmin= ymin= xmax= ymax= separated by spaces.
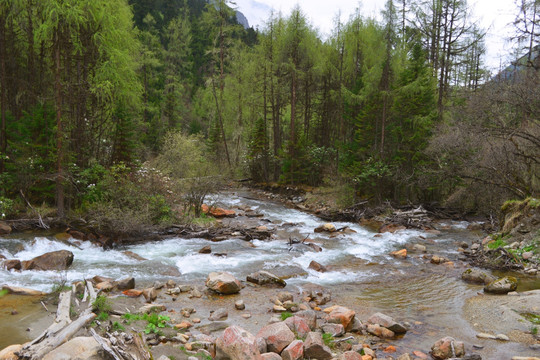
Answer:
xmin=215 ymin=326 xmax=262 ymax=360
xmin=281 ymin=340 xmax=303 ymax=360
xmin=202 ymin=204 xmax=236 ymax=218
xmin=379 ymin=224 xmax=406 ymax=233
xmin=366 ymin=324 xmax=395 ymax=339
xmin=367 ymin=312 xmax=407 ymax=334
xmin=256 ymin=322 xmax=295 ymax=354
xmin=122 ymin=289 xmax=142 ymax=297
xmin=390 ymin=249 xmax=407 ymax=259
xmin=303 ymin=332 xmax=332 ymax=360
xmin=308 ymin=260 xmax=327 ymax=272
xmin=339 ymin=351 xmax=363 ymax=360
xmin=284 ymin=316 xmax=311 ymax=338
xmin=431 ymin=337 xmax=465 ymax=359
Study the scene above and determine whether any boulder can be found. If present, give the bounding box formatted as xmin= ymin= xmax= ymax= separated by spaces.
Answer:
xmin=281 ymin=340 xmax=304 ymax=360
xmin=22 ymin=250 xmax=74 ymax=271
xmin=303 ymin=332 xmax=333 ymax=360
xmin=206 ymin=272 xmax=242 ymax=294
xmin=42 ymin=336 xmax=103 ymax=360
xmin=215 ymin=326 xmax=262 ymax=360
xmin=284 ymin=316 xmax=311 ymax=338
xmin=315 ymin=223 xmax=337 ymax=233
xmin=461 ymin=269 xmax=497 ymax=285
xmin=323 ymin=305 xmax=356 ymax=331
xmin=256 ymin=322 xmax=295 ymax=354
xmin=0 ymin=344 xmax=22 ymax=360
xmin=484 ymin=276 xmax=518 ymax=294
xmin=308 ymin=260 xmax=327 ymax=272
xmin=0 ymin=222 xmax=11 ymax=235
xmin=412 ymin=244 xmax=427 ymax=253
xmin=3 ymin=259 xmax=21 ymax=271
xmin=367 ymin=312 xmax=407 ymax=334
xmin=96 ymin=281 xmax=114 ymax=292
xmin=115 ymin=276 xmax=135 ymax=290
xmin=235 ymin=300 xmax=246 ymax=310
xmin=247 ymin=271 xmax=286 ymax=287
xmin=431 ymin=337 xmax=465 ymax=359
xmin=277 ymin=291 xmax=294 ymax=303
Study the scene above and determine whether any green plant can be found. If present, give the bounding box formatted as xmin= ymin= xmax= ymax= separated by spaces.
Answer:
xmin=112 ymin=321 xmax=126 ymax=332
xmin=97 ymin=311 xmax=110 ymax=321
xmin=487 ymin=235 xmax=508 ymax=250
xmin=280 ymin=312 xmax=293 ymax=321
xmin=92 ymin=295 xmax=112 ymax=313
xmin=531 ymin=326 xmax=538 ymax=336
xmin=0 ymin=196 xmax=14 ymax=219
xmin=322 ymin=332 xmax=334 ymax=348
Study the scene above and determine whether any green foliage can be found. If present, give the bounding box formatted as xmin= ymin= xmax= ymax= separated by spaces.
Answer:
xmin=92 ymin=295 xmax=112 ymax=314
xmin=280 ymin=312 xmax=293 ymax=321
xmin=121 ymin=312 xmax=170 ymax=335
xmin=487 ymin=235 xmax=508 ymax=250
xmin=112 ymin=321 xmax=126 ymax=332
xmin=322 ymin=332 xmax=335 ymax=348
xmin=0 ymin=197 xmax=14 ymax=219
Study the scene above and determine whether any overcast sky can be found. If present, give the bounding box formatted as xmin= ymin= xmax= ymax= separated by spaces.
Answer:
xmin=234 ymin=0 xmax=520 ymax=71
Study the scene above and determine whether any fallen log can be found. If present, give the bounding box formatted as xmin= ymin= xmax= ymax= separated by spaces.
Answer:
xmin=18 ymin=312 xmax=96 ymax=359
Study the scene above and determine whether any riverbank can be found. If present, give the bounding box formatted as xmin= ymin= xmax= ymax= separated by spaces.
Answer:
xmin=1 ymin=188 xmax=539 ymax=359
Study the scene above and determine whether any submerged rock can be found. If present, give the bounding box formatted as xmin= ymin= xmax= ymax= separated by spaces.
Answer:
xmin=314 ymin=223 xmax=337 ymax=233
xmin=484 ymin=276 xmax=518 ymax=294
xmin=461 ymin=269 xmax=496 ymax=285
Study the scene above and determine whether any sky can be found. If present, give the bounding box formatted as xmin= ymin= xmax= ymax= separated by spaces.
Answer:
xmin=233 ymin=0 xmax=520 ymax=71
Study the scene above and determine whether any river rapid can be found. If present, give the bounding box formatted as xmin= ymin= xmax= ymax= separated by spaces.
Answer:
xmin=1 ymin=189 xmax=538 ymax=358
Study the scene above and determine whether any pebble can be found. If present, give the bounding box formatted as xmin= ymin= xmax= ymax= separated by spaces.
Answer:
xmin=495 ymin=334 xmax=510 ymax=341
xmin=235 ymin=300 xmax=245 ymax=310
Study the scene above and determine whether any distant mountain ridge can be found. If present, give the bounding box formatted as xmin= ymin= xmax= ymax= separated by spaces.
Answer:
xmin=236 ymin=10 xmax=250 ymax=29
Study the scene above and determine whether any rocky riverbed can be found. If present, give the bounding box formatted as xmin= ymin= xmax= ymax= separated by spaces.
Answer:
xmin=0 ymin=189 xmax=539 ymax=359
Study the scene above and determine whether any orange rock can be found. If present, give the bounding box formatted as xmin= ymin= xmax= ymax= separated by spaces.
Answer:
xmin=390 ymin=249 xmax=407 ymax=259
xmin=175 ymin=321 xmax=193 ymax=330
xmin=122 ymin=289 xmax=143 ymax=297
xmin=201 ymin=204 xmax=236 ymax=218
xmin=379 ymin=224 xmax=406 ymax=233
xmin=383 ymin=345 xmax=397 ymax=353
xmin=413 ymin=350 xmax=428 ymax=359
xmin=361 ymin=355 xmax=373 ymax=360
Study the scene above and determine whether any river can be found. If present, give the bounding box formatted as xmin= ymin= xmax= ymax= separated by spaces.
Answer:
xmin=0 ymin=189 xmax=538 ymax=358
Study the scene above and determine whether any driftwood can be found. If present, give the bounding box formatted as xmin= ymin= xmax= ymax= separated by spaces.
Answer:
xmin=91 ymin=329 xmax=152 ymax=360
xmin=18 ymin=312 xmax=96 ymax=359
xmin=177 ymin=224 xmax=274 ymax=241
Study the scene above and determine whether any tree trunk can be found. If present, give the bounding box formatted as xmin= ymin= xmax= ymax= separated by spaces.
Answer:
xmin=54 ymin=31 xmax=65 ymax=218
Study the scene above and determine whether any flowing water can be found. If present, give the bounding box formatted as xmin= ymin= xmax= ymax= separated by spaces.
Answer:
xmin=0 ymin=189 xmax=538 ymax=357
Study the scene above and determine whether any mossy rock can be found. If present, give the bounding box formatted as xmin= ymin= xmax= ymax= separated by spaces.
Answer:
xmin=461 ymin=268 xmax=497 ymax=285
xmin=484 ymin=276 xmax=518 ymax=294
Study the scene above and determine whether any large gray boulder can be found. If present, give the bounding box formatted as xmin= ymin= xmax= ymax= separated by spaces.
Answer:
xmin=22 ymin=250 xmax=74 ymax=271
xmin=206 ymin=272 xmax=242 ymax=294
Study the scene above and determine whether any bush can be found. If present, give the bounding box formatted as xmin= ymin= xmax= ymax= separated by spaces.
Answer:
xmin=0 ymin=197 xmax=14 ymax=219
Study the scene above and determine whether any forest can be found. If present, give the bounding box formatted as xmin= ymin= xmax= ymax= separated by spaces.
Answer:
xmin=0 ymin=0 xmax=538 ymax=231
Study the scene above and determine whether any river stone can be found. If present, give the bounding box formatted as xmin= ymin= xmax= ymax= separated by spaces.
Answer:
xmin=294 ymin=309 xmax=318 ymax=330
xmin=122 ymin=251 xmax=147 ymax=261
xmin=199 ymin=245 xmax=212 ymax=254
xmin=42 ymin=336 xmax=103 ymax=360
xmin=321 ymin=323 xmax=345 ymax=337
xmin=22 ymin=250 xmax=74 ymax=271
xmin=461 ymin=269 xmax=497 ymax=285
xmin=281 ymin=340 xmax=304 ymax=360
xmin=303 ymin=332 xmax=333 ymax=360
xmin=366 ymin=323 xmax=395 ymax=338
xmin=0 ymin=222 xmax=11 ymax=235
xmin=3 ymin=259 xmax=21 ymax=271
xmin=256 ymin=322 xmax=295 ymax=354
xmin=390 ymin=249 xmax=407 ymax=259
xmin=215 ymin=326 xmax=262 ymax=360
xmin=308 ymin=260 xmax=327 ymax=272
xmin=367 ymin=312 xmax=407 ymax=334
xmin=235 ymin=300 xmax=245 ymax=310
xmin=339 ymin=351 xmax=363 ymax=360
xmin=277 ymin=291 xmax=294 ymax=303
xmin=142 ymin=287 xmax=158 ymax=303
xmin=431 ymin=337 xmax=465 ymax=359
xmin=206 ymin=271 xmax=242 ymax=294
xmin=484 ymin=276 xmax=518 ymax=294
xmin=247 ymin=270 xmax=286 ymax=287
xmin=115 ymin=276 xmax=135 ymax=290
xmin=209 ymin=308 xmax=228 ymax=321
